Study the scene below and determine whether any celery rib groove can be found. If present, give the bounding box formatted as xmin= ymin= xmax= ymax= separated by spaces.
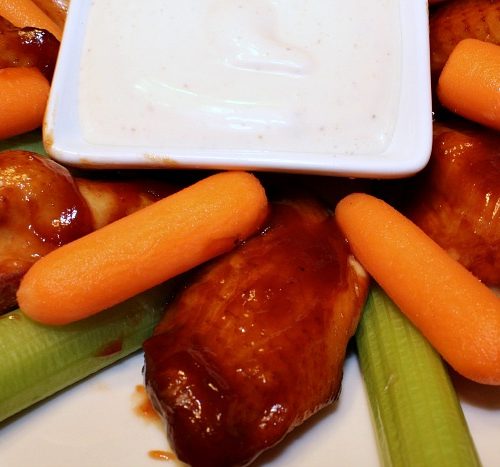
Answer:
xmin=356 ymin=285 xmax=481 ymax=467
xmin=0 ymin=284 xmax=170 ymax=423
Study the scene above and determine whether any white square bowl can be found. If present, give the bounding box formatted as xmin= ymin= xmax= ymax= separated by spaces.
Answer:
xmin=44 ymin=0 xmax=432 ymax=178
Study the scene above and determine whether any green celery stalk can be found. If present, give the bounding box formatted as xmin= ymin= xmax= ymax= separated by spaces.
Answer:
xmin=0 ymin=130 xmax=46 ymax=154
xmin=356 ymin=284 xmax=481 ymax=467
xmin=0 ymin=284 xmax=171 ymax=423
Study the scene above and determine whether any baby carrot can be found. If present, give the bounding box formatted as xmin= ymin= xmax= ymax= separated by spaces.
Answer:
xmin=0 ymin=67 xmax=50 ymax=140
xmin=335 ymin=193 xmax=500 ymax=385
xmin=18 ymin=171 xmax=268 ymax=325
xmin=437 ymin=38 xmax=500 ymax=131
xmin=0 ymin=0 xmax=63 ymax=40
xmin=31 ymin=0 xmax=68 ymax=29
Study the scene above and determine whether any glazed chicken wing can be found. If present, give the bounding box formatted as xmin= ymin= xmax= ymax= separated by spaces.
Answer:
xmin=429 ymin=0 xmax=500 ymax=86
xmin=407 ymin=124 xmax=500 ymax=286
xmin=0 ymin=16 xmax=59 ymax=80
xmin=0 ymin=150 xmax=176 ymax=313
xmin=144 ymin=195 xmax=369 ymax=467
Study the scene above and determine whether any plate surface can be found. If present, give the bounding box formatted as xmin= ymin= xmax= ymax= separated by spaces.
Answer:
xmin=0 ymin=351 xmax=498 ymax=466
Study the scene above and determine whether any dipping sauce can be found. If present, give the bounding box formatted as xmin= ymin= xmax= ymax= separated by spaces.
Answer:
xmin=80 ymin=0 xmax=402 ymax=156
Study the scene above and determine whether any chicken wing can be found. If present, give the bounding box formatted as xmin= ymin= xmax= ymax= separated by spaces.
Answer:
xmin=0 ymin=150 xmax=176 ymax=313
xmin=407 ymin=124 xmax=500 ymax=286
xmin=429 ymin=0 xmax=500 ymax=86
xmin=0 ymin=16 xmax=59 ymax=80
xmin=144 ymin=195 xmax=369 ymax=467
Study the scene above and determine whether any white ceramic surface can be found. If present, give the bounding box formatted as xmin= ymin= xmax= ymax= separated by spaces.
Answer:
xmin=0 ymin=351 xmax=498 ymax=467
xmin=44 ymin=0 xmax=432 ymax=178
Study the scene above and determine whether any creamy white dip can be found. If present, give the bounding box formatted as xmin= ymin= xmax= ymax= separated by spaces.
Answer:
xmin=80 ymin=0 xmax=402 ymax=156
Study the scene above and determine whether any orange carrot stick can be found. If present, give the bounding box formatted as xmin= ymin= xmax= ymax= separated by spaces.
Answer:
xmin=0 ymin=0 xmax=63 ymax=40
xmin=0 ymin=67 xmax=50 ymax=140
xmin=31 ymin=0 xmax=68 ymax=29
xmin=437 ymin=38 xmax=500 ymax=131
xmin=335 ymin=192 xmax=500 ymax=385
xmin=17 ymin=171 xmax=268 ymax=325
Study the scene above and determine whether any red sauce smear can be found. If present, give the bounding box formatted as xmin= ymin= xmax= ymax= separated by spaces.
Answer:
xmin=133 ymin=384 xmax=160 ymax=422
xmin=148 ymin=450 xmax=177 ymax=462
xmin=95 ymin=339 xmax=123 ymax=357
xmin=133 ymin=386 xmax=174 ymax=462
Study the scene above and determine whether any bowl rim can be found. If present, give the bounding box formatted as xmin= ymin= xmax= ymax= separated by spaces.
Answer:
xmin=44 ymin=0 xmax=432 ymax=179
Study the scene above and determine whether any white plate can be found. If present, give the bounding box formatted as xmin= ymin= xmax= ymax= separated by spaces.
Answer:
xmin=0 ymin=350 xmax=498 ymax=466
xmin=44 ymin=0 xmax=432 ymax=178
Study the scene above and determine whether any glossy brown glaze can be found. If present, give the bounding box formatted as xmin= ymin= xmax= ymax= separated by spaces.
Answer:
xmin=0 ymin=150 xmax=177 ymax=313
xmin=144 ymin=196 xmax=369 ymax=467
xmin=0 ymin=150 xmax=93 ymax=312
xmin=75 ymin=177 xmax=177 ymax=230
xmin=0 ymin=17 xmax=59 ymax=80
xmin=407 ymin=124 xmax=500 ymax=286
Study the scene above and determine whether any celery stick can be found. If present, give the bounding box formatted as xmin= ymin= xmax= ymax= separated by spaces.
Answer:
xmin=356 ymin=285 xmax=481 ymax=467
xmin=0 ymin=284 xmax=171 ymax=423
xmin=0 ymin=130 xmax=46 ymax=155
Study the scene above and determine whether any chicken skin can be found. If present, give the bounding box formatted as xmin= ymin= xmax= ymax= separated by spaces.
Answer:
xmin=407 ymin=124 xmax=500 ymax=286
xmin=0 ymin=16 xmax=59 ymax=80
xmin=429 ymin=0 xmax=500 ymax=86
xmin=144 ymin=195 xmax=369 ymax=467
xmin=0 ymin=150 xmax=176 ymax=313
